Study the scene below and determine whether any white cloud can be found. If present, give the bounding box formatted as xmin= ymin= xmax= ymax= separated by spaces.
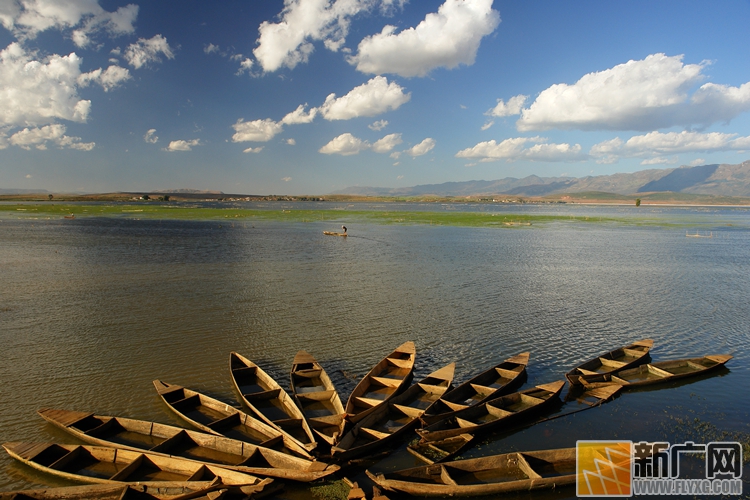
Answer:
xmin=2 ymin=1 xmax=138 ymax=46
xmin=286 ymin=138 xmax=296 ymax=145
xmin=124 ymin=35 xmax=174 ymax=69
xmin=204 ymin=43 xmax=220 ymax=54
xmin=143 ymin=129 xmax=158 ymax=143
xmin=641 ymin=156 xmax=678 ymax=165
xmin=517 ymin=53 xmax=750 ymax=132
xmin=8 ymin=124 xmax=94 ymax=150
xmin=253 ymin=0 xmax=389 ymax=73
xmin=481 ymin=120 xmax=494 ymax=131
xmin=349 ymin=0 xmax=500 ymax=77
xmin=281 ymin=104 xmax=318 ymax=125
xmin=487 ymin=94 xmax=527 ymax=117
xmin=319 ymin=76 xmax=410 ymax=120
xmin=0 ymin=43 xmax=93 ymax=127
xmin=371 ymin=132 xmax=402 ymax=153
xmin=319 ymin=132 xmax=369 ymax=155
xmin=689 ymin=158 xmax=706 ymax=166
xmin=167 ymin=139 xmax=201 ymax=151
xmin=282 ymin=176 xmax=292 ymax=182
xmin=77 ymin=64 xmax=131 ymax=91
xmin=232 ymin=118 xmax=284 ymax=142
xmin=405 ymin=137 xmax=435 ymax=157
xmin=456 ymin=136 xmax=586 ymax=162
xmin=236 ymin=57 xmax=254 ymax=75
xmin=369 ymin=119 xmax=388 ymax=131
xmin=590 ymin=131 xmax=750 ymax=161
xmin=243 ymin=146 xmax=264 ymax=153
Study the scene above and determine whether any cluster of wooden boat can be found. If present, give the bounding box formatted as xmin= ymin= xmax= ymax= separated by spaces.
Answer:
xmin=1 ymin=339 xmax=732 ymax=499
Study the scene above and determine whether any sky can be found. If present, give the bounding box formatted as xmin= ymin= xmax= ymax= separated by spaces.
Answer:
xmin=1 ymin=0 xmax=750 ymax=195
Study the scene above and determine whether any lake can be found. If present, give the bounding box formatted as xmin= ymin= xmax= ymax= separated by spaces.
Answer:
xmin=0 ymin=203 xmax=748 ymax=498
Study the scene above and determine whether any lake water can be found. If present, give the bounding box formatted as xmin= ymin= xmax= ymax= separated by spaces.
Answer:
xmin=0 ymin=203 xmax=748 ymax=498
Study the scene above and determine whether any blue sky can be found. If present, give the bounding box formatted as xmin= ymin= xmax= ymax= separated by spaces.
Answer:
xmin=1 ymin=0 xmax=750 ymax=195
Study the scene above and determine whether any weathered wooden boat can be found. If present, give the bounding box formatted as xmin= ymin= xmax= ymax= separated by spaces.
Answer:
xmin=152 ymin=381 xmax=313 ymax=460
xmin=580 ymin=354 xmax=733 ymax=388
xmin=345 ymin=341 xmax=416 ymax=424
xmin=323 ymin=231 xmax=347 ymax=237
xmin=416 ymin=380 xmax=565 ymax=443
xmin=420 ymin=352 xmax=529 ymax=426
xmin=38 ymin=409 xmax=338 ymax=482
xmin=0 ymin=482 xmax=228 ymax=500
xmin=565 ymin=339 xmax=654 ymax=386
xmin=366 ymin=448 xmax=579 ymax=497
xmin=289 ymin=351 xmax=346 ymax=447
xmin=332 ymin=363 xmax=455 ymax=462
xmin=2 ymin=442 xmax=273 ymax=493
xmin=229 ymin=352 xmax=316 ymax=451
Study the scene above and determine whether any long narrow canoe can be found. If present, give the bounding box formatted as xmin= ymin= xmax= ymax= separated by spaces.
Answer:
xmin=229 ymin=352 xmax=316 ymax=451
xmin=345 ymin=341 xmax=416 ymax=424
xmin=566 ymin=339 xmax=653 ymax=386
xmin=290 ymin=351 xmax=346 ymax=447
xmin=416 ymin=381 xmax=565 ymax=443
xmin=332 ymin=363 xmax=455 ymax=462
xmin=152 ymin=381 xmax=312 ymax=460
xmin=38 ymin=409 xmax=338 ymax=482
xmin=420 ymin=352 xmax=529 ymax=426
xmin=2 ymin=442 xmax=272 ymax=492
xmin=366 ymin=448 xmax=587 ymax=497
xmin=580 ymin=354 xmax=732 ymax=389
xmin=0 ymin=482 xmax=228 ymax=500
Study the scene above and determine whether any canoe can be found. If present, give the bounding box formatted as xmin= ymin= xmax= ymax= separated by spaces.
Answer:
xmin=323 ymin=231 xmax=347 ymax=237
xmin=345 ymin=341 xmax=416 ymax=424
xmin=289 ymin=351 xmax=346 ymax=447
xmin=420 ymin=352 xmax=529 ymax=425
xmin=366 ymin=448 xmax=581 ymax=497
xmin=416 ymin=380 xmax=565 ymax=442
xmin=332 ymin=363 xmax=455 ymax=462
xmin=2 ymin=442 xmax=272 ymax=493
xmin=37 ymin=409 xmax=338 ymax=482
xmin=152 ymin=381 xmax=312 ymax=460
xmin=0 ymin=482 xmax=229 ymax=500
xmin=565 ymin=339 xmax=654 ymax=386
xmin=229 ymin=352 xmax=316 ymax=451
xmin=580 ymin=354 xmax=733 ymax=388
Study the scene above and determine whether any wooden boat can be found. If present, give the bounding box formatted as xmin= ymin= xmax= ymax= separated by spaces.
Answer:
xmin=420 ymin=352 xmax=529 ymax=425
xmin=323 ymin=231 xmax=347 ymax=237
xmin=345 ymin=341 xmax=416 ymax=424
xmin=152 ymin=381 xmax=312 ymax=460
xmin=332 ymin=363 xmax=455 ymax=462
xmin=2 ymin=442 xmax=273 ymax=492
xmin=580 ymin=354 xmax=733 ymax=388
xmin=0 ymin=482 xmax=229 ymax=500
xmin=416 ymin=381 xmax=565 ymax=443
xmin=38 ymin=409 xmax=338 ymax=482
xmin=366 ymin=448 xmax=581 ymax=497
xmin=565 ymin=339 xmax=653 ymax=386
xmin=229 ymin=352 xmax=316 ymax=451
xmin=289 ymin=351 xmax=346 ymax=447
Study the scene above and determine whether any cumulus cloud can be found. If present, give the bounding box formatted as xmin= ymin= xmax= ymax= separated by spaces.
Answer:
xmin=204 ymin=43 xmax=220 ymax=54
xmin=405 ymin=137 xmax=435 ymax=157
xmin=281 ymin=104 xmax=318 ymax=125
xmin=232 ymin=118 xmax=284 ymax=142
xmin=124 ymin=35 xmax=174 ymax=69
xmin=77 ymin=64 xmax=131 ymax=91
xmin=8 ymin=124 xmax=94 ymax=150
xmin=487 ymin=94 xmax=527 ymax=117
xmin=2 ymin=1 xmax=138 ymax=46
xmin=456 ymin=136 xmax=586 ymax=162
xmin=369 ymin=119 xmax=388 ymax=131
xmin=371 ymin=132 xmax=402 ymax=153
xmin=349 ymin=0 xmax=500 ymax=77
xmin=243 ymin=146 xmax=264 ymax=153
xmin=167 ymin=138 xmax=201 ymax=151
xmin=641 ymin=157 xmax=678 ymax=165
xmin=590 ymin=131 xmax=750 ymax=162
xmin=286 ymin=138 xmax=296 ymax=145
xmin=517 ymin=53 xmax=750 ymax=132
xmin=236 ymin=57 xmax=253 ymax=75
xmin=319 ymin=132 xmax=369 ymax=155
xmin=319 ymin=76 xmax=410 ymax=120
xmin=143 ymin=129 xmax=158 ymax=143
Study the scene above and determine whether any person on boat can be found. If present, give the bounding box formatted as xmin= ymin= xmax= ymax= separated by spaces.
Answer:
xmin=342 ymin=225 xmax=347 ymax=233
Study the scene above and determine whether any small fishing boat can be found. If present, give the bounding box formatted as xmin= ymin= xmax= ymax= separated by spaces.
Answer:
xmin=565 ymin=339 xmax=653 ymax=386
xmin=580 ymin=354 xmax=733 ymax=388
xmin=2 ymin=442 xmax=273 ymax=492
xmin=323 ymin=231 xmax=347 ymax=237
xmin=345 ymin=341 xmax=416 ymax=424
xmin=229 ymin=352 xmax=316 ymax=451
xmin=366 ymin=447 xmax=581 ymax=497
xmin=289 ymin=351 xmax=346 ymax=447
xmin=0 ymin=482 xmax=228 ymax=500
xmin=420 ymin=352 xmax=529 ymax=425
xmin=152 ymin=381 xmax=313 ymax=460
xmin=416 ymin=381 xmax=565 ymax=443
xmin=332 ymin=363 xmax=455 ymax=462
xmin=37 ymin=409 xmax=338 ymax=482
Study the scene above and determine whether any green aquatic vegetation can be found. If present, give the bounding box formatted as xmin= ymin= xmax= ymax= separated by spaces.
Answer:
xmin=661 ymin=415 xmax=750 ymax=464
xmin=309 ymin=479 xmax=350 ymax=500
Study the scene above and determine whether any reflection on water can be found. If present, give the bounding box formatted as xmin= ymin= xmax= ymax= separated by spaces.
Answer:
xmin=1 ymin=208 xmax=749 ymax=497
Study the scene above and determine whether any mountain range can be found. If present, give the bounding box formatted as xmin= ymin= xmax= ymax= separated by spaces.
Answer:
xmin=335 ymin=160 xmax=750 ymax=198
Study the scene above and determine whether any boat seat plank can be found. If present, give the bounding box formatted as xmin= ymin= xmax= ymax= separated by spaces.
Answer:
xmin=369 ymin=376 xmax=401 ymax=388
xmin=185 ymin=464 xmax=209 ymax=481
xmin=296 ymin=390 xmax=336 ymax=402
xmin=170 ymin=394 xmax=201 ymax=410
xmin=83 ymin=417 xmax=120 ymax=437
xmin=599 ymin=358 xmax=627 ymax=368
xmin=231 ymin=366 xmax=257 ymax=376
xmin=516 ymin=453 xmax=542 ymax=479
xmin=577 ymin=368 xmax=601 ymax=376
xmin=148 ymin=430 xmax=188 ymax=453
xmin=293 ymin=369 xmax=323 ymax=378
xmin=418 ymin=383 xmax=450 ymax=394
xmin=485 ymin=405 xmax=514 ymax=419
xmin=108 ymin=454 xmax=144 ymax=481
xmin=495 ymin=367 xmax=521 ymax=379
xmin=242 ymin=388 xmax=282 ymax=401
xmin=309 ymin=414 xmax=345 ymax=426
xmin=622 ymin=348 xmax=646 ymax=357
xmin=259 ymin=435 xmax=283 ymax=449
xmin=439 ymin=399 xmax=469 ymax=412
xmin=272 ymin=417 xmax=303 ymax=426
xmin=454 ymin=417 xmax=476 ymax=429
xmin=646 ymin=365 xmax=674 ymax=377
xmin=469 ymin=383 xmax=496 ymax=396
xmin=386 ymin=358 xmax=413 ymax=369
xmin=206 ymin=413 xmax=239 ymax=431
xmin=425 ymin=465 xmax=457 ymax=485
xmin=353 ymin=396 xmax=384 ymax=409
xmin=391 ymin=404 xmax=424 ymax=418
xmin=47 ymin=446 xmax=84 ymax=471
xmin=359 ymin=427 xmax=391 ymax=440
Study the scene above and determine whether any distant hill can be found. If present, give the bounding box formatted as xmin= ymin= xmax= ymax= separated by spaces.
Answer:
xmin=334 ymin=160 xmax=750 ymax=197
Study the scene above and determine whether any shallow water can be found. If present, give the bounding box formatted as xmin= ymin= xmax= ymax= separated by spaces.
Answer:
xmin=0 ymin=204 xmax=748 ymax=497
